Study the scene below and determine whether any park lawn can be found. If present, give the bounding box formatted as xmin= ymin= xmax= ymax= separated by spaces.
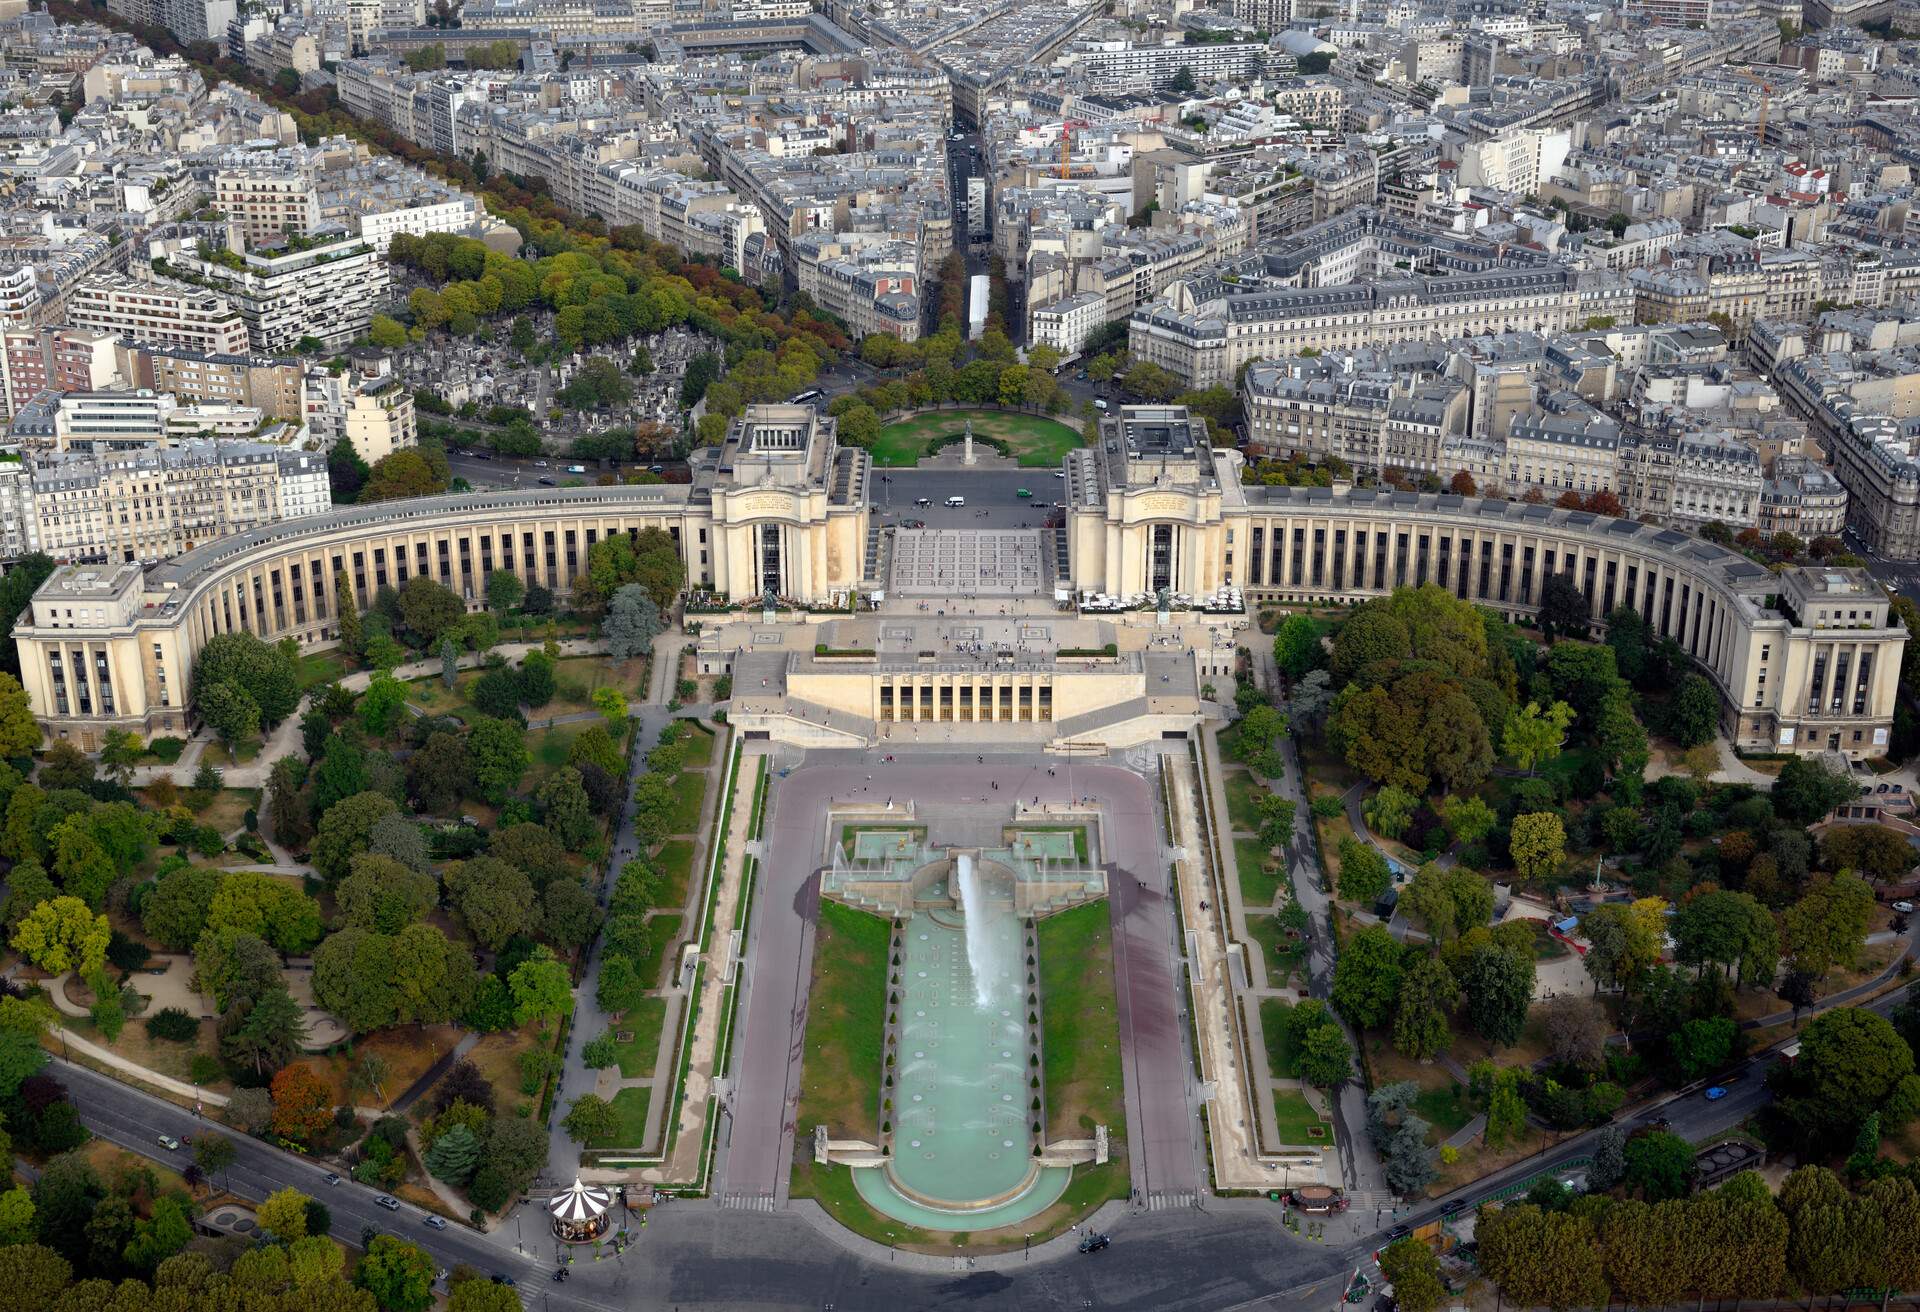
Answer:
xmin=1272 ymin=1090 xmax=1331 ymax=1146
xmin=654 ymin=839 xmax=695 ymax=910
xmin=612 ymin=997 xmax=669 ymax=1079
xmin=1260 ymin=998 xmax=1301 ymax=1079
xmin=665 ymin=770 xmax=706 ymax=834
xmin=1413 ymin=1082 xmax=1474 ymax=1143
xmin=295 ymin=648 xmax=354 ymax=691
xmin=636 ymin=913 xmax=685 ymax=988
xmin=869 ymin=409 xmax=1083 ymax=468
xmin=1235 ymin=836 xmax=1284 ymax=909
xmin=674 ymin=722 xmax=715 ymax=767
xmin=464 ymin=1026 xmax=544 ymax=1113
xmin=526 ymin=722 xmax=592 ymax=785
xmin=794 ymin=901 xmax=890 ymax=1141
xmin=79 ymin=1140 xmax=191 ymax=1198
xmin=589 ymin=1086 xmax=652 ymax=1148
xmin=89 ymin=1011 xmax=227 ymax=1093
xmin=305 ymin=1024 xmax=461 ymax=1107
xmin=1246 ymin=913 xmax=1304 ymax=988
xmin=1037 ymin=901 xmax=1123 ymax=1139
xmin=195 ymin=788 xmax=260 ymax=833
xmin=1223 ymin=768 xmax=1268 ymax=834
xmin=201 ymin=741 xmax=260 ymax=768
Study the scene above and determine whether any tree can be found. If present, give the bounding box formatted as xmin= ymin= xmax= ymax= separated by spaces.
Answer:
xmin=198 ymin=679 xmax=261 ymax=748
xmin=190 ymin=632 xmax=299 ymax=725
xmin=1665 ymin=673 xmax=1720 ymax=748
xmin=1782 ymin=1006 xmax=1915 ymax=1144
xmin=0 ymin=674 xmax=54 ymax=754
xmin=1502 ymin=700 xmax=1573 ymax=773
xmin=1441 ymin=794 xmax=1497 ymax=848
xmin=1336 ymin=837 xmax=1390 ymax=903
xmin=1364 ymin=785 xmax=1417 ymax=840
xmin=1400 ymin=864 xmax=1493 ymax=943
xmin=1509 ymin=811 xmax=1566 ymax=882
xmin=604 ymin=584 xmax=662 ymax=661
xmin=1299 ymin=1021 xmax=1354 ymax=1088
xmin=1168 ymin=64 xmax=1197 ymax=92
xmin=1773 ymin=754 xmax=1858 ymax=825
xmin=1623 ymin=1130 xmax=1695 ymax=1200
xmin=425 ymin=1122 xmax=481 ymax=1184
xmin=336 ymin=855 xmax=436 ymax=933
xmin=445 ymin=857 xmax=534 ymax=950
xmin=1542 ymin=996 xmax=1608 ymax=1073
xmin=1378 ymin=1238 xmax=1446 ymax=1312
xmin=468 ymin=716 xmax=529 ymax=803
xmin=592 ymin=686 xmax=629 ymax=730
xmin=1393 ymin=954 xmax=1458 ymax=1060
xmin=0 ymin=1245 xmax=69 ymax=1307
xmin=1783 ymin=872 xmax=1875 ymax=979
xmin=1669 ymin=1015 xmax=1736 ymax=1079
xmin=269 ymin=1063 xmax=333 ymax=1142
xmin=536 ymin=768 xmax=595 ymax=848
xmin=257 ymin=1187 xmax=311 ymax=1241
xmin=0 ymin=1186 xmax=33 ymax=1246
xmin=311 ymin=791 xmax=400 ymax=885
xmin=408 ymin=731 xmax=471 ymax=814
xmin=1273 ymin=615 xmax=1323 ymax=680
xmin=194 ymin=1132 xmax=236 ymax=1186
xmin=509 ymin=946 xmax=571 ymax=1026
xmin=355 ymin=1235 xmax=435 ymax=1312
xmin=1539 ymin=574 xmax=1591 ymax=638
xmin=561 ymin=1093 xmax=617 ymax=1144
xmin=10 ymin=897 xmax=106 ymax=976
xmin=1478 ymin=1204 xmax=1607 ymax=1310
xmin=1463 ymin=943 xmax=1534 ymax=1047
xmin=222 ymin=986 xmax=309 ymax=1077
xmin=1331 ymin=924 xmax=1403 ymax=1030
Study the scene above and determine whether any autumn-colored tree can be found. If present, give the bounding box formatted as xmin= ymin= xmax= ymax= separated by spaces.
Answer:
xmin=269 ymin=1063 xmax=333 ymax=1142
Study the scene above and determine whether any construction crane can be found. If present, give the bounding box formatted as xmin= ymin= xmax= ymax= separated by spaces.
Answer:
xmin=1058 ymin=119 xmax=1086 ymax=179
xmin=1756 ymin=81 xmax=1772 ymax=145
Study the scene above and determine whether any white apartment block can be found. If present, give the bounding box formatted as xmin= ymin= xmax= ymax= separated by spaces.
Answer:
xmin=52 ymin=391 xmax=179 ymax=453
xmin=1062 ymin=40 xmax=1267 ymax=91
xmin=215 ymin=167 xmax=321 ymax=247
xmin=342 ymin=376 xmax=417 ymax=464
xmin=28 ymin=441 xmax=330 ymax=565
xmin=791 ymin=236 xmax=922 ymax=343
xmin=154 ymin=235 xmax=389 ymax=354
xmin=1030 ymin=292 xmax=1106 ymax=357
xmin=1455 ymin=129 xmax=1572 ymax=197
xmin=68 ymin=274 xmax=252 ymax=357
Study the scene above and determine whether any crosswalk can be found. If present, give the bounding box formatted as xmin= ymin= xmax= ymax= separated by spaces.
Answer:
xmin=718 ymin=1192 xmax=780 ymax=1212
xmin=1146 ymin=1190 xmax=1201 ymax=1210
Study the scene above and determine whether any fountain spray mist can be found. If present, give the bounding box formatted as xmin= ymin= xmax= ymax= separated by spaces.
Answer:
xmin=954 ymin=852 xmax=1000 ymax=1009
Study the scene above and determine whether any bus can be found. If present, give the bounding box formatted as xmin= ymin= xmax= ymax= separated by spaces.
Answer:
xmin=790 ymin=390 xmax=824 ymax=404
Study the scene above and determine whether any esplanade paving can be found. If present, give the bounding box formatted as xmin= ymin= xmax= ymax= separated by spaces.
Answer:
xmin=11 ymin=401 xmax=1910 ymax=761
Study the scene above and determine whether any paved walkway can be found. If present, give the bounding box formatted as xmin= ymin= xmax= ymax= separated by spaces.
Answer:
xmin=392 ymin=1032 xmax=480 ymax=1113
xmin=50 ymin=1024 xmax=231 ymax=1106
xmin=1245 ymin=641 xmax=1388 ymax=1199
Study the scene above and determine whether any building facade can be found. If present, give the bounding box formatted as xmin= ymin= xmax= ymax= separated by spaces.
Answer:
xmin=13 ymin=405 xmax=1904 ymax=762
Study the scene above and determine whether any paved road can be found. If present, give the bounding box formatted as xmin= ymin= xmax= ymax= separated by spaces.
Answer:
xmin=58 ymin=1058 xmax=544 ymax=1286
xmin=720 ymin=755 xmax=1201 ymax=1206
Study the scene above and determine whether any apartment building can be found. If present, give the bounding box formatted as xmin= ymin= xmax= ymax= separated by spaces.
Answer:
xmin=67 ymin=274 xmax=251 ymax=357
xmin=0 ymin=328 xmax=122 ymax=422
xmin=49 ymin=391 xmax=178 ymax=453
xmin=1030 ymin=292 xmax=1106 ymax=357
xmin=122 ymin=345 xmax=306 ymax=420
xmin=1062 ymin=39 xmax=1266 ymax=91
xmin=28 ymin=440 xmax=328 ymax=564
xmin=1758 ymin=455 xmax=1847 ymax=539
xmin=214 ymin=166 xmax=320 ymax=247
xmin=1242 ymin=358 xmax=1471 ymax=475
xmin=791 ymin=236 xmax=922 ymax=343
xmin=155 ymin=234 xmax=389 ymax=354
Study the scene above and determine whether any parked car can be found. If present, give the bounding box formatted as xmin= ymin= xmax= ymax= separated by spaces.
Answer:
xmin=321 ymin=1172 xmax=342 ymax=1186
xmin=376 ymin=1196 xmax=400 ymax=1211
xmin=156 ymin=1135 xmax=181 ymax=1151
xmin=423 ymin=1216 xmax=448 ymax=1230
xmin=1386 ymin=1224 xmax=1412 ymax=1241
xmin=1895 ymin=900 xmax=1915 ymax=913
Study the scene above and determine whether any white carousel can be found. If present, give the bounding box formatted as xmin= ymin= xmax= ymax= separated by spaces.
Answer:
xmin=547 ymin=1177 xmax=614 ymax=1244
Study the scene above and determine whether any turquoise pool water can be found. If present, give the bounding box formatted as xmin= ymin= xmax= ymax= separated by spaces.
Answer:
xmin=854 ymin=910 xmax=1068 ymax=1231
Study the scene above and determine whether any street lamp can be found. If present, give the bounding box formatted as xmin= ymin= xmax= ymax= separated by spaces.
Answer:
xmin=886 ymin=1230 xmax=894 ymax=1262
xmin=1024 ymin=1232 xmax=1033 ymax=1260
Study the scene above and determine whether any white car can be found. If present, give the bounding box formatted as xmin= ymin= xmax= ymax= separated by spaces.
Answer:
xmin=156 ymin=1135 xmax=181 ymax=1151
xmin=1895 ymin=900 xmax=1915 ymax=913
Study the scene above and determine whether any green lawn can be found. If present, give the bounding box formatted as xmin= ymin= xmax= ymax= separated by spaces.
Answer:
xmin=666 ymin=770 xmax=705 ymax=834
xmin=295 ymin=649 xmax=354 ymax=691
xmin=654 ymin=839 xmax=695 ymax=910
xmin=1235 ymin=836 xmax=1284 ymax=908
xmin=1223 ymin=768 xmax=1268 ymax=834
xmin=675 ymin=722 xmax=715 ymax=767
xmin=793 ymin=901 xmax=891 ymax=1140
xmin=1036 ymin=901 xmax=1124 ymax=1139
xmin=1413 ymin=1082 xmax=1473 ymax=1143
xmin=1246 ymin=913 xmax=1305 ymax=988
xmin=1260 ymin=998 xmax=1301 ymax=1079
xmin=636 ymin=913 xmax=684 ymax=987
xmin=612 ymin=997 xmax=669 ymax=1078
xmin=589 ymin=1086 xmax=652 ymax=1148
xmin=869 ymin=409 xmax=1083 ymax=468
xmin=1272 ymin=1090 xmax=1331 ymax=1145
xmin=788 ymin=1161 xmax=944 ymax=1248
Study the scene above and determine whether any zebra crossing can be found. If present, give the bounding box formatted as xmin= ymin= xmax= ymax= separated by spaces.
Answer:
xmin=718 ymin=1192 xmax=780 ymax=1212
xmin=1146 ymin=1190 xmax=1201 ymax=1210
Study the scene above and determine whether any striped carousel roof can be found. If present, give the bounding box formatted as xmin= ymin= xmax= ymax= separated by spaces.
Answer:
xmin=547 ymin=1178 xmax=613 ymax=1224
